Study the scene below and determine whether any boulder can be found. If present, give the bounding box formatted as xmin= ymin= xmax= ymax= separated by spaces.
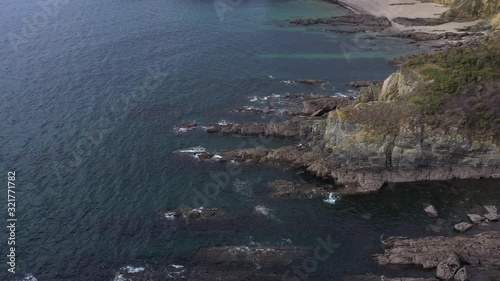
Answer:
xmin=374 ymin=231 xmax=500 ymax=271
xmin=484 ymin=205 xmax=498 ymax=215
xmin=424 ymin=205 xmax=439 ymax=218
xmin=467 ymin=214 xmax=484 ymax=224
xmin=453 ymin=267 xmax=469 ymax=281
xmin=484 ymin=213 xmax=500 ymax=221
xmin=454 ymin=222 xmax=473 ymax=233
xmin=436 ymin=253 xmax=460 ymax=280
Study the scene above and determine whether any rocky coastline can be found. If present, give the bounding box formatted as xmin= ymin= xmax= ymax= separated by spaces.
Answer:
xmin=172 ymin=1 xmax=500 ymax=280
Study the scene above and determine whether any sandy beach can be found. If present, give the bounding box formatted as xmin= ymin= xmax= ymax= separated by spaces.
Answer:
xmin=339 ymin=0 xmax=482 ymax=33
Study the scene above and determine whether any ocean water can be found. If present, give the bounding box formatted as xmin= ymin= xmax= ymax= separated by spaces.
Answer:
xmin=1 ymin=0 xmax=499 ymax=280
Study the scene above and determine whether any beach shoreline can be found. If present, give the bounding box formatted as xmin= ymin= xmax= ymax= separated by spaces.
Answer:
xmin=337 ymin=0 xmax=482 ymax=33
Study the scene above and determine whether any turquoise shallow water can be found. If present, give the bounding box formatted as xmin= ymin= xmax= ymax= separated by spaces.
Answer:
xmin=1 ymin=0 xmax=499 ymax=280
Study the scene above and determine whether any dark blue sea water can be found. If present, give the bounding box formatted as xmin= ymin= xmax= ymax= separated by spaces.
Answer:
xmin=1 ymin=0 xmax=499 ymax=280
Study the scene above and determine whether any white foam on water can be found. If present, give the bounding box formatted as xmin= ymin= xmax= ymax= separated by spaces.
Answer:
xmin=218 ymin=119 xmax=231 ymax=126
xmin=112 ymin=274 xmax=131 ymax=281
xmin=268 ymin=75 xmax=275 ymax=79
xmin=164 ymin=212 xmax=177 ymax=220
xmin=249 ymin=96 xmax=258 ymax=102
xmin=169 ymin=264 xmax=184 ymax=269
xmin=122 ymin=265 xmax=145 ymax=273
xmin=176 ymin=146 xmax=206 ymax=153
xmin=21 ymin=275 xmax=38 ymax=281
xmin=280 ymin=238 xmax=293 ymax=247
xmin=212 ymin=154 xmax=222 ymax=160
xmin=323 ymin=193 xmax=339 ymax=205
xmin=254 ymin=205 xmax=280 ymax=222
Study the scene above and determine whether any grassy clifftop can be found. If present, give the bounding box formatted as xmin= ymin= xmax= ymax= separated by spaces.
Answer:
xmin=405 ymin=34 xmax=500 ymax=133
xmin=423 ymin=0 xmax=499 ymax=20
xmin=337 ymin=32 xmax=499 ymax=140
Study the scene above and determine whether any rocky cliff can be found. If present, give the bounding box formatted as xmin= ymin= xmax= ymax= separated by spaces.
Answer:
xmin=315 ymin=31 xmax=500 ymax=192
xmin=192 ymin=12 xmax=500 ymax=195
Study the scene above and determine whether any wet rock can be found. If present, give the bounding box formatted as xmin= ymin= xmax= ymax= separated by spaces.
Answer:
xmin=391 ymin=32 xmax=481 ymax=42
xmin=453 ymin=267 xmax=469 ymax=281
xmin=189 ymin=245 xmax=314 ymax=279
xmin=267 ymin=179 xmax=331 ymax=199
xmin=164 ymin=208 xmax=222 ymax=221
xmin=424 ymin=205 xmax=439 ymax=218
xmin=343 ymin=275 xmax=438 ymax=281
xmin=485 ymin=213 xmax=500 ymax=221
xmin=427 ymin=224 xmax=443 ymax=233
xmin=467 ymin=214 xmax=484 ymax=224
xmin=175 ymin=122 xmax=198 ymax=132
xmin=392 ymin=31 xmax=441 ymax=41
xmin=345 ymin=80 xmax=382 ymax=88
xmin=392 ymin=17 xmax=448 ymax=27
xmin=295 ymin=79 xmax=326 ymax=85
xmin=436 ymin=253 xmax=460 ymax=280
xmin=290 ymin=14 xmax=391 ymax=28
xmin=196 ymin=152 xmax=214 ymax=160
xmin=454 ymin=222 xmax=473 ymax=233
xmin=485 ymin=205 xmax=498 ymax=215
xmin=374 ymin=231 xmax=500 ymax=271
xmin=302 ymin=96 xmax=350 ymax=116
xmin=205 ymin=120 xmax=301 ymax=139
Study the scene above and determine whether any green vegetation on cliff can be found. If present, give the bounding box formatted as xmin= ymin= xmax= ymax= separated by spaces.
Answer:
xmin=423 ymin=0 xmax=500 ymax=21
xmin=404 ymin=35 xmax=500 ymax=131
xmin=342 ymin=34 xmax=499 ymax=139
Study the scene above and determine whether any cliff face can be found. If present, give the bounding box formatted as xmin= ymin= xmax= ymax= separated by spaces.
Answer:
xmin=205 ymin=13 xmax=500 ymax=194
xmin=316 ymin=33 xmax=500 ymax=192
xmin=320 ymin=110 xmax=500 ymax=192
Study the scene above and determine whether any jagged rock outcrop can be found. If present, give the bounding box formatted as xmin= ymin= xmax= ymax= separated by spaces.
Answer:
xmin=374 ymin=231 xmax=500 ymax=272
xmin=344 ymin=276 xmax=438 ymax=281
xmin=205 ymin=120 xmax=302 ymax=139
xmin=187 ymin=245 xmax=316 ymax=280
xmin=290 ymin=14 xmax=392 ymax=27
xmin=378 ymin=68 xmax=423 ymax=101
xmin=345 ymin=80 xmax=382 ymax=88
xmin=295 ymin=79 xmax=326 ymax=85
